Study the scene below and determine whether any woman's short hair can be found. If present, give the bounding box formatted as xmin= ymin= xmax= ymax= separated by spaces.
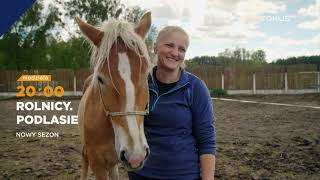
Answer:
xmin=155 ymin=26 xmax=189 ymax=48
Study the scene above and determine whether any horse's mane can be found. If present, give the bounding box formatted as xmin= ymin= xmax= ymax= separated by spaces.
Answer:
xmin=90 ymin=19 xmax=150 ymax=73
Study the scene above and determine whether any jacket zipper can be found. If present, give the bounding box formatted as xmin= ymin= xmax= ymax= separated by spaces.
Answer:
xmin=149 ymin=82 xmax=190 ymax=112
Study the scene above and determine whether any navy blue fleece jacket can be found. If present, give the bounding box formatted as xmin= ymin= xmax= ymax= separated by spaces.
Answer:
xmin=134 ymin=68 xmax=216 ymax=179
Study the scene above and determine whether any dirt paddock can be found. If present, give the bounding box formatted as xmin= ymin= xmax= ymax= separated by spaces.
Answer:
xmin=0 ymin=94 xmax=319 ymax=179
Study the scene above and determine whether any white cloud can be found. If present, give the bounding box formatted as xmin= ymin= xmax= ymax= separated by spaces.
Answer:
xmin=312 ymin=33 xmax=320 ymax=43
xmin=123 ymin=0 xmax=285 ymax=41
xmin=187 ymin=47 xmax=226 ymax=59
xmin=202 ymin=8 xmax=235 ymax=28
xmin=265 ymin=33 xmax=320 ymax=46
xmin=201 ymin=0 xmax=286 ymax=40
xmin=298 ymin=19 xmax=320 ymax=30
xmin=298 ymin=0 xmax=320 ymax=17
xmin=265 ymin=47 xmax=320 ymax=62
xmin=297 ymin=0 xmax=320 ymax=30
xmin=149 ymin=3 xmax=178 ymax=19
xmin=120 ymin=0 xmax=320 ymax=60
xmin=123 ymin=0 xmax=202 ymax=22
xmin=264 ymin=33 xmax=320 ymax=61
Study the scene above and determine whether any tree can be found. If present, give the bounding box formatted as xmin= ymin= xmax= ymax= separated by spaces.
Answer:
xmin=273 ymin=55 xmax=320 ymax=65
xmin=65 ymin=0 xmax=123 ymax=26
xmin=218 ymin=48 xmax=267 ymax=64
xmin=232 ymin=48 xmax=242 ymax=62
xmin=218 ymin=48 xmax=233 ymax=58
xmin=0 ymin=0 xmax=157 ymax=70
xmin=0 ymin=0 xmax=63 ymax=70
xmin=186 ymin=48 xmax=268 ymax=68
xmin=251 ymin=50 xmax=266 ymax=63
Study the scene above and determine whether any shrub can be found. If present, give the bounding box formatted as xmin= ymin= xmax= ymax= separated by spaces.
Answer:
xmin=210 ymin=88 xmax=227 ymax=97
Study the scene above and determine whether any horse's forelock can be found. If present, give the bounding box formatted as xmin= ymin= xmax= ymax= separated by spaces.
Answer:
xmin=90 ymin=19 xmax=150 ymax=73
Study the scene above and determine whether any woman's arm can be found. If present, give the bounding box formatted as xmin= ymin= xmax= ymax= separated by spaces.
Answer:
xmin=190 ymin=79 xmax=216 ymax=179
xmin=200 ymin=154 xmax=215 ymax=180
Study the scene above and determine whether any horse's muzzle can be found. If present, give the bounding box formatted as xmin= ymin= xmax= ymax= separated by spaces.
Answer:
xmin=120 ymin=146 xmax=150 ymax=171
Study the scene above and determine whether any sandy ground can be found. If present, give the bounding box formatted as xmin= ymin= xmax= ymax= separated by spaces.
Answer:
xmin=0 ymin=94 xmax=319 ymax=179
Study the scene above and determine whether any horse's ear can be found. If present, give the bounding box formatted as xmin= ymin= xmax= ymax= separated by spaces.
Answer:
xmin=135 ymin=12 xmax=151 ymax=39
xmin=74 ymin=17 xmax=104 ymax=46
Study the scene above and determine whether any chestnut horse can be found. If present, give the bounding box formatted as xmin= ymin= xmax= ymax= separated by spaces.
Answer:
xmin=75 ymin=12 xmax=151 ymax=180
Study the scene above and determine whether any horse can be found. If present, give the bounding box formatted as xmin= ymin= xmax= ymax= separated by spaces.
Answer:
xmin=75 ymin=12 xmax=152 ymax=180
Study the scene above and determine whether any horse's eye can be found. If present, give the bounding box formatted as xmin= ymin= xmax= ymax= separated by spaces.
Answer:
xmin=97 ymin=76 xmax=104 ymax=84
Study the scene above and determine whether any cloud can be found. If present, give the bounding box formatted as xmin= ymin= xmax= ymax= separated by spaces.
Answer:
xmin=200 ymin=0 xmax=286 ymax=40
xmin=298 ymin=19 xmax=320 ymax=30
xmin=124 ymin=0 xmax=198 ymax=21
xmin=265 ymin=47 xmax=320 ymax=62
xmin=203 ymin=8 xmax=235 ymax=27
xmin=297 ymin=0 xmax=320 ymax=30
xmin=264 ymin=33 xmax=320 ymax=61
xmin=298 ymin=0 xmax=320 ymax=17
xmin=124 ymin=0 xmax=285 ymax=41
xmin=265 ymin=33 xmax=320 ymax=46
xmin=121 ymin=0 xmax=319 ymax=60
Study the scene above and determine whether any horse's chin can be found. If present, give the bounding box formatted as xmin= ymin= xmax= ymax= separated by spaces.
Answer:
xmin=122 ymin=161 xmax=145 ymax=171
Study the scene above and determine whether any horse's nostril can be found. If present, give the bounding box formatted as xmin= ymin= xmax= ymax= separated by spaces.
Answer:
xmin=120 ymin=150 xmax=127 ymax=162
xmin=145 ymin=147 xmax=150 ymax=158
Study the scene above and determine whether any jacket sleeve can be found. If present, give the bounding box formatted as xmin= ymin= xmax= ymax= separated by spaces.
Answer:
xmin=191 ymin=79 xmax=216 ymax=155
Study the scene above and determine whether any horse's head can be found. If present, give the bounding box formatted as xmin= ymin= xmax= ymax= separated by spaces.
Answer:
xmin=75 ymin=13 xmax=151 ymax=171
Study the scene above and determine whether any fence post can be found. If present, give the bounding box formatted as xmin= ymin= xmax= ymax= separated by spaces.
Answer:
xmin=73 ymin=74 xmax=77 ymax=96
xmin=317 ymin=71 xmax=320 ymax=93
xmin=252 ymin=73 xmax=256 ymax=95
xmin=284 ymin=72 xmax=288 ymax=93
xmin=221 ymin=72 xmax=224 ymax=90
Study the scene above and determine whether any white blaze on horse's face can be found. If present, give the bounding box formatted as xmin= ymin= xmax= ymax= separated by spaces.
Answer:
xmin=110 ymin=52 xmax=149 ymax=170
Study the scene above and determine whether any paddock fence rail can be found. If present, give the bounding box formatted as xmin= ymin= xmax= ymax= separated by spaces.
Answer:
xmin=0 ymin=64 xmax=319 ymax=95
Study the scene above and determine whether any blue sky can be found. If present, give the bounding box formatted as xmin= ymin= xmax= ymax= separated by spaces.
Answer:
xmin=122 ymin=0 xmax=320 ymax=62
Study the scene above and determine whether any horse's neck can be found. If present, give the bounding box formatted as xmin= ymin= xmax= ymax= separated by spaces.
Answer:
xmin=85 ymin=84 xmax=105 ymax=118
xmin=85 ymin=85 xmax=114 ymax=136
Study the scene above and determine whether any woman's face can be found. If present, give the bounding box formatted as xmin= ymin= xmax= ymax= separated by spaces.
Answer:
xmin=154 ymin=31 xmax=188 ymax=71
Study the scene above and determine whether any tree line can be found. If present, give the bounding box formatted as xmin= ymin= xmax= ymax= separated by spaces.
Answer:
xmin=186 ymin=47 xmax=320 ymax=68
xmin=271 ymin=55 xmax=320 ymax=65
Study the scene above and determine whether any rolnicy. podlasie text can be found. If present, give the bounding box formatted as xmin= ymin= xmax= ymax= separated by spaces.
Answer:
xmin=16 ymin=101 xmax=78 ymax=124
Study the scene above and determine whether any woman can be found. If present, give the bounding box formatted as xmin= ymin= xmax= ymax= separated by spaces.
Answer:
xmin=128 ymin=26 xmax=216 ymax=180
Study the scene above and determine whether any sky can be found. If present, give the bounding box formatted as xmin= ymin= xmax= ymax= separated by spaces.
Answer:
xmin=121 ymin=0 xmax=320 ymax=62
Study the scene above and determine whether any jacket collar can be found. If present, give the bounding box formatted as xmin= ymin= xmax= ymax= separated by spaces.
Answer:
xmin=148 ymin=66 xmax=190 ymax=93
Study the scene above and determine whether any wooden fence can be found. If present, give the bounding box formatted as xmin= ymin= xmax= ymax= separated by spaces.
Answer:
xmin=189 ymin=64 xmax=320 ymax=91
xmin=0 ymin=64 xmax=319 ymax=92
